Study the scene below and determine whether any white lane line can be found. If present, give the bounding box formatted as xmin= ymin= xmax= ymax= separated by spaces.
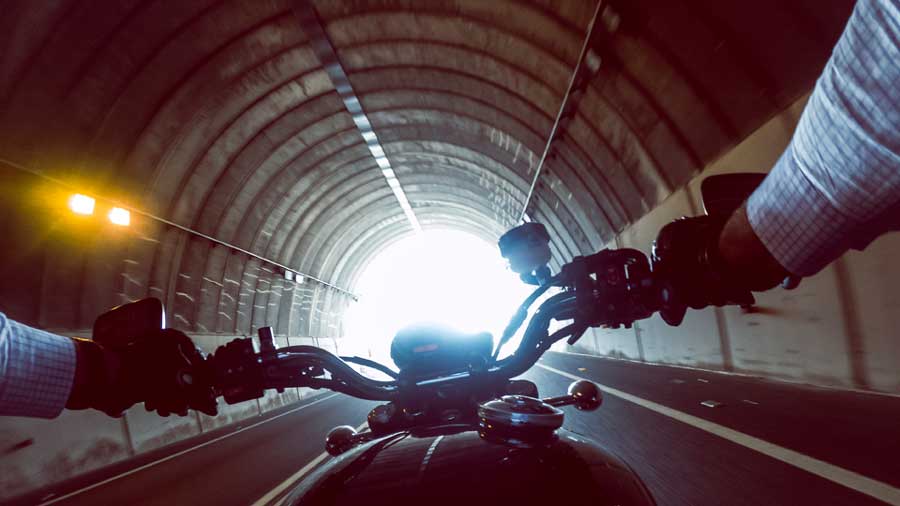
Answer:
xmin=537 ymin=363 xmax=900 ymax=505
xmin=37 ymin=394 xmax=338 ymax=506
xmin=249 ymin=421 xmax=368 ymax=506
xmin=554 ymin=349 xmax=900 ymax=399
xmin=417 ymin=435 xmax=443 ymax=479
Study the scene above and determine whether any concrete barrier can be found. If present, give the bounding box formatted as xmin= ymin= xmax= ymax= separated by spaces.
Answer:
xmin=0 ymin=410 xmax=131 ymax=499
xmin=0 ymin=333 xmax=350 ymax=501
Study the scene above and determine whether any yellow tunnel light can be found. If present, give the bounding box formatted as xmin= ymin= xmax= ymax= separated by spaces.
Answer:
xmin=108 ymin=207 xmax=130 ymax=226
xmin=68 ymin=194 xmax=96 ymax=215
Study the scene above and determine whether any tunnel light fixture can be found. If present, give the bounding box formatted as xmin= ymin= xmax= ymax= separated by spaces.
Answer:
xmin=375 ymin=157 xmax=391 ymax=170
xmin=68 ymin=194 xmax=95 ymax=215
xmin=344 ymin=96 xmax=362 ymax=112
xmin=108 ymin=207 xmax=130 ymax=226
xmin=284 ymin=270 xmax=294 ymax=281
xmin=4 ymin=157 xmax=360 ymax=298
xmin=294 ymin=0 xmax=421 ymax=233
xmin=381 ymin=168 xmax=395 ymax=178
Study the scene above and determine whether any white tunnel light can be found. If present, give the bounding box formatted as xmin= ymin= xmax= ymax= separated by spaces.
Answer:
xmin=381 ymin=168 xmax=395 ymax=178
xmin=352 ymin=115 xmax=372 ymax=130
xmin=68 ymin=194 xmax=95 ymax=215
xmin=108 ymin=207 xmax=130 ymax=226
xmin=344 ymin=96 xmax=362 ymax=113
xmin=306 ymin=4 xmax=420 ymax=236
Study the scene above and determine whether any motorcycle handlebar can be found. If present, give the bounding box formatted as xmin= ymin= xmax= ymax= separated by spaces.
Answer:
xmin=208 ymin=340 xmax=402 ymax=404
xmin=207 ymin=247 xmax=661 ymax=405
xmin=208 ymin=293 xmax=583 ymax=405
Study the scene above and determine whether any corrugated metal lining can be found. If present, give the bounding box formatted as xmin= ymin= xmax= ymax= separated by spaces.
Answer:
xmin=0 ymin=0 xmax=853 ymax=336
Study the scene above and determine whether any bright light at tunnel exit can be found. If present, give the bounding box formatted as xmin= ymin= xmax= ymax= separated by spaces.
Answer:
xmin=343 ymin=230 xmax=536 ymax=366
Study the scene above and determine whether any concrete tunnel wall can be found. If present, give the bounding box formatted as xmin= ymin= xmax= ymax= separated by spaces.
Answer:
xmin=568 ymin=95 xmax=900 ymax=394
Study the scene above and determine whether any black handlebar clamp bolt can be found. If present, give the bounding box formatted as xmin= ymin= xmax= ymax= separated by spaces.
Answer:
xmin=209 ymin=338 xmax=266 ymax=405
xmin=257 ymin=327 xmax=285 ymax=393
xmin=257 ymin=327 xmax=277 ymax=359
xmin=499 ymin=223 xmax=552 ymax=285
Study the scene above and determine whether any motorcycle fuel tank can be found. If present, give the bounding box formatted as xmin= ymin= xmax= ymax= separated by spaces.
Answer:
xmin=280 ymin=424 xmax=655 ymax=506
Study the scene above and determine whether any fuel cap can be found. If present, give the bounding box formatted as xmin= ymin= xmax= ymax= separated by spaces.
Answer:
xmin=478 ymin=395 xmax=564 ymax=430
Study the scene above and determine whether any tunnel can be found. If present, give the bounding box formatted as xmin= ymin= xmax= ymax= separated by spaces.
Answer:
xmin=2 ymin=1 xmax=899 ymax=505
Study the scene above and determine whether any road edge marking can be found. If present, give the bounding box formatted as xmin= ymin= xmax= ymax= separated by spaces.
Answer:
xmin=551 ymin=349 xmax=900 ymax=399
xmin=536 ymin=363 xmax=900 ymax=506
xmin=37 ymin=394 xmax=338 ymax=506
xmin=249 ymin=421 xmax=369 ymax=506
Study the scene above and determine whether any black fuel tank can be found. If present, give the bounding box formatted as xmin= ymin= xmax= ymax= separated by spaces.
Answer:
xmin=281 ymin=424 xmax=655 ymax=506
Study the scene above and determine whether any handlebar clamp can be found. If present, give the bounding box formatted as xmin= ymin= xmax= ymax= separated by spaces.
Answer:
xmin=209 ymin=338 xmax=266 ymax=405
xmin=560 ymin=248 xmax=658 ymax=331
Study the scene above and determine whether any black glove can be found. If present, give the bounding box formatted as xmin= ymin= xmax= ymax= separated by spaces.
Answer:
xmin=67 ymin=329 xmax=218 ymax=418
xmin=651 ymin=216 xmax=755 ymax=326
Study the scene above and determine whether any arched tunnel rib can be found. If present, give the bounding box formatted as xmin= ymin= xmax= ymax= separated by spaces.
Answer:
xmin=0 ymin=0 xmax=852 ymax=335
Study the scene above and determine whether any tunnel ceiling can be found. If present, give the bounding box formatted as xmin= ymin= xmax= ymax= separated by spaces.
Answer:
xmin=1 ymin=0 xmax=853 ymax=310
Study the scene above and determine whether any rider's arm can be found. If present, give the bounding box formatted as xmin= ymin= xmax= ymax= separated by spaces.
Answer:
xmin=720 ymin=0 xmax=900 ymax=287
xmin=0 ymin=312 xmax=77 ymax=418
xmin=0 ymin=310 xmax=218 ymax=418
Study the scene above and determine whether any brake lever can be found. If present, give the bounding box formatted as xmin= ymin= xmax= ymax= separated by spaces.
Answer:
xmin=566 ymin=325 xmax=588 ymax=345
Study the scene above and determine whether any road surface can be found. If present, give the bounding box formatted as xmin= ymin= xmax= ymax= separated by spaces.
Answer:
xmin=9 ymin=352 xmax=900 ymax=506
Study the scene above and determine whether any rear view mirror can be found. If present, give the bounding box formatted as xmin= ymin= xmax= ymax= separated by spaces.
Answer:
xmin=498 ymin=222 xmax=552 ymax=285
xmin=700 ymin=173 xmax=767 ymax=216
xmin=93 ymin=298 xmax=165 ymax=346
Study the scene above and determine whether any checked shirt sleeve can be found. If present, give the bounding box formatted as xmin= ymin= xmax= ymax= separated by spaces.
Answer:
xmin=747 ymin=0 xmax=900 ymax=277
xmin=0 ymin=312 xmax=76 ymax=418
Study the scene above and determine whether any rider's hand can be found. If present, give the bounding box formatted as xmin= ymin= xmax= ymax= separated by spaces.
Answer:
xmin=651 ymin=216 xmax=755 ymax=326
xmin=67 ymin=330 xmax=218 ymax=418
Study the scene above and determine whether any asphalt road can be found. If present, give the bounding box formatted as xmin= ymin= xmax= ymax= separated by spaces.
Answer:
xmin=11 ymin=352 xmax=900 ymax=506
xmin=527 ymin=353 xmax=900 ymax=506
